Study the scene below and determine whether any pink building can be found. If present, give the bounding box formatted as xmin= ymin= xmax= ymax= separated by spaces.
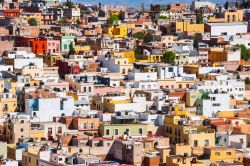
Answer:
xmin=93 ymin=86 xmax=124 ymax=96
xmin=88 ymin=162 xmax=119 ymax=166
xmin=47 ymin=38 xmax=60 ymax=54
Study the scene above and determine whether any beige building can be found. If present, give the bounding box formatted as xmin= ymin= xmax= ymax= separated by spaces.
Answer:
xmin=21 ymin=64 xmax=43 ymax=79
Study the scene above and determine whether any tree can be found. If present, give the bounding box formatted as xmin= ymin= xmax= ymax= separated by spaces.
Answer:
xmin=133 ymin=31 xmax=145 ymax=40
xmin=65 ymin=0 xmax=74 ymax=8
xmin=144 ymin=32 xmax=153 ymax=43
xmin=28 ymin=18 xmax=37 ymax=26
xmin=195 ymin=9 xmax=203 ymax=24
xmin=135 ymin=47 xmax=142 ymax=60
xmin=238 ymin=44 xmax=250 ymax=60
xmin=107 ymin=15 xmax=120 ymax=25
xmin=76 ymin=19 xmax=81 ymax=25
xmin=225 ymin=1 xmax=229 ymax=9
xmin=58 ymin=18 xmax=70 ymax=26
xmin=157 ymin=15 xmax=168 ymax=20
xmin=68 ymin=42 xmax=75 ymax=55
xmin=245 ymin=77 xmax=250 ymax=84
xmin=163 ymin=51 xmax=176 ymax=65
xmin=193 ymin=35 xmax=199 ymax=49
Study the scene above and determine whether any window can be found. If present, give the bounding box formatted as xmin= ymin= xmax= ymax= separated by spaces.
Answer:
xmin=83 ymin=123 xmax=87 ymax=129
xmin=215 ymin=152 xmax=220 ymax=156
xmin=205 ymin=139 xmax=209 ymax=146
xmin=106 ymin=129 xmax=110 ymax=135
xmin=114 ymin=129 xmax=119 ymax=135
xmin=194 ymin=140 xmax=198 ymax=147
xmin=58 ymin=126 xmax=62 ymax=134
xmin=226 ymin=152 xmax=231 ymax=155
xmin=90 ymin=123 xmax=94 ymax=129
xmin=138 ymin=128 xmax=143 ymax=135
xmin=59 ymin=158 xmax=63 ymax=161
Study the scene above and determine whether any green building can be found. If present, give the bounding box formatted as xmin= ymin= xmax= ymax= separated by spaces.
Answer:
xmin=100 ymin=123 xmax=149 ymax=137
xmin=61 ymin=36 xmax=76 ymax=52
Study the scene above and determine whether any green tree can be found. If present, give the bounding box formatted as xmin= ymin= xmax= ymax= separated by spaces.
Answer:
xmin=28 ymin=18 xmax=37 ymax=26
xmin=245 ymin=77 xmax=250 ymax=84
xmin=107 ymin=15 xmax=120 ymax=25
xmin=58 ymin=18 xmax=70 ymax=26
xmin=225 ymin=1 xmax=229 ymax=9
xmin=133 ymin=31 xmax=145 ymax=40
xmin=144 ymin=32 xmax=153 ymax=43
xmin=193 ymin=35 xmax=199 ymax=49
xmin=157 ymin=15 xmax=168 ymax=20
xmin=135 ymin=48 xmax=142 ymax=60
xmin=163 ymin=51 xmax=176 ymax=65
xmin=65 ymin=0 xmax=74 ymax=8
xmin=68 ymin=42 xmax=75 ymax=55
xmin=238 ymin=44 xmax=250 ymax=60
xmin=195 ymin=9 xmax=203 ymax=24
xmin=76 ymin=19 xmax=81 ymax=25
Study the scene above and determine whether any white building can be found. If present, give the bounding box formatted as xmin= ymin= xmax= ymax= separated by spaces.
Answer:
xmin=192 ymin=1 xmax=216 ymax=10
xmin=205 ymin=22 xmax=248 ymax=37
xmin=196 ymin=93 xmax=230 ymax=117
xmin=25 ymin=96 xmax=74 ymax=122
xmin=216 ymin=133 xmax=247 ymax=150
xmin=230 ymin=34 xmax=250 ymax=49
xmin=127 ymin=71 xmax=157 ymax=81
xmin=196 ymin=78 xmax=245 ymax=100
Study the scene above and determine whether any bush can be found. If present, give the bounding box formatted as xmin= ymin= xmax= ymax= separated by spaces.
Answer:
xmin=28 ymin=18 xmax=37 ymax=26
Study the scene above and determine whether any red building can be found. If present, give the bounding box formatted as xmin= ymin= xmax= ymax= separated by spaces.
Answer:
xmin=1 ymin=9 xmax=20 ymax=18
xmin=30 ymin=38 xmax=48 ymax=55
xmin=14 ymin=36 xmax=35 ymax=47
xmin=57 ymin=60 xmax=80 ymax=78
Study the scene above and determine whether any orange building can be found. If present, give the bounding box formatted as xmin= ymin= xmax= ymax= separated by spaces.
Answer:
xmin=72 ymin=116 xmax=100 ymax=133
xmin=1 ymin=9 xmax=20 ymax=18
xmin=30 ymin=38 xmax=47 ymax=55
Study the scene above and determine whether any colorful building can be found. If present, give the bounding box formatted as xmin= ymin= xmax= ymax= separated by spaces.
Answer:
xmin=176 ymin=22 xmax=204 ymax=35
xmin=108 ymin=24 xmax=127 ymax=38
xmin=61 ymin=36 xmax=76 ymax=52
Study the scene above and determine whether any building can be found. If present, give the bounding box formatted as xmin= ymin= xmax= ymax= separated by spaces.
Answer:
xmin=164 ymin=116 xmax=215 ymax=146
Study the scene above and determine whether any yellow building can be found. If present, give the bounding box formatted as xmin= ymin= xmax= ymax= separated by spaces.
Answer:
xmin=171 ymin=103 xmax=190 ymax=117
xmin=204 ymin=147 xmax=236 ymax=163
xmin=44 ymin=54 xmax=63 ymax=67
xmin=101 ymin=96 xmax=131 ymax=113
xmin=74 ymin=45 xmax=91 ymax=53
xmin=108 ymin=24 xmax=127 ymax=38
xmin=141 ymin=54 xmax=163 ymax=63
xmin=20 ymin=12 xmax=42 ymax=26
xmin=166 ymin=155 xmax=205 ymax=166
xmin=164 ymin=116 xmax=215 ymax=147
xmin=0 ymin=79 xmax=17 ymax=115
xmin=0 ymin=94 xmax=17 ymax=115
xmin=22 ymin=146 xmax=42 ymax=166
xmin=185 ymin=91 xmax=199 ymax=107
xmin=0 ymin=78 xmax=17 ymax=94
xmin=208 ymin=9 xmax=243 ymax=23
xmin=176 ymin=22 xmax=204 ymax=35
xmin=113 ymin=51 xmax=136 ymax=63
